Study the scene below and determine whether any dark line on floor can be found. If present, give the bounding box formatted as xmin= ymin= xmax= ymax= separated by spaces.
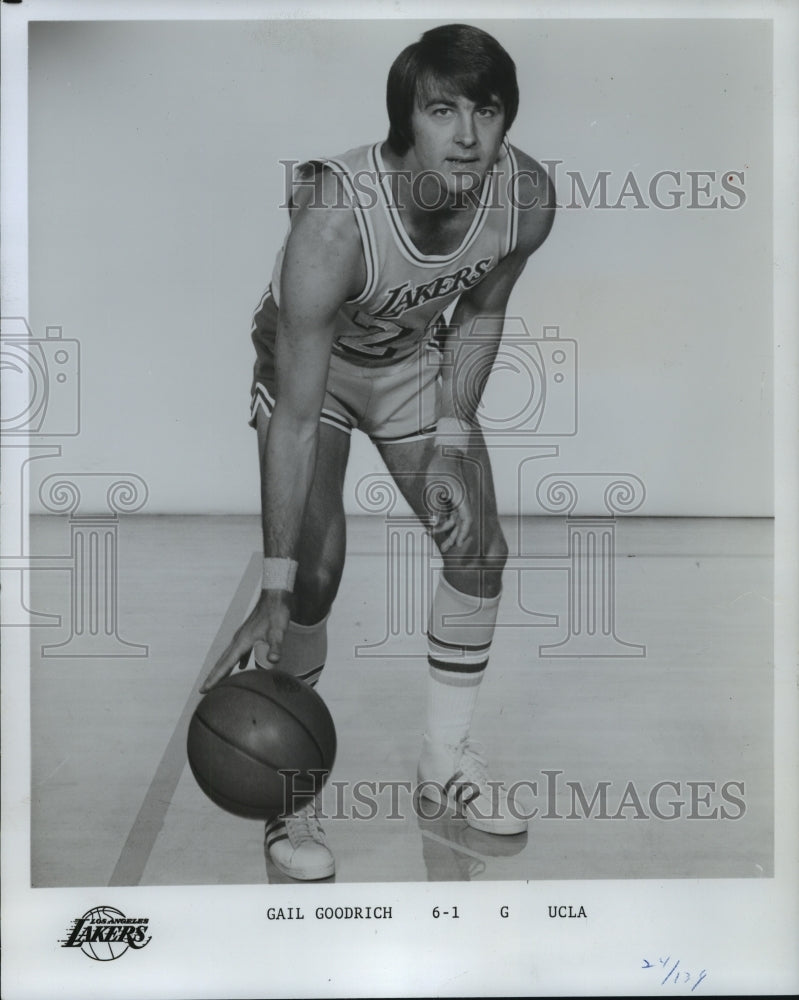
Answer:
xmin=108 ymin=552 xmax=261 ymax=887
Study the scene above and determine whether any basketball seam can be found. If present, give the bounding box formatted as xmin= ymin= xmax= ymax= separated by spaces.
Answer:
xmin=251 ymin=690 xmax=330 ymax=768
xmin=209 ymin=682 xmax=333 ymax=770
xmin=190 ymin=714 xmax=321 ymax=779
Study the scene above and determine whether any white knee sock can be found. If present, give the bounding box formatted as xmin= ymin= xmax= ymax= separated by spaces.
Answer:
xmin=424 ymin=575 xmax=500 ymax=752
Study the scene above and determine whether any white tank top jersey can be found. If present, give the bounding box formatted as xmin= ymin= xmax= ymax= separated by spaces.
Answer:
xmin=262 ymin=141 xmax=521 ymax=368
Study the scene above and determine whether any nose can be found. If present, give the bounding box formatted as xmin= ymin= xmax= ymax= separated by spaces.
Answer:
xmin=455 ymin=112 xmax=477 ymax=147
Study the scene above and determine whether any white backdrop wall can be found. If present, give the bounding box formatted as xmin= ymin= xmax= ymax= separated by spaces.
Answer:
xmin=27 ymin=18 xmax=773 ymax=515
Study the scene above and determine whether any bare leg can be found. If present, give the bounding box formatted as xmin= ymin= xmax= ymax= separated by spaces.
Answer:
xmin=376 ymin=432 xmax=523 ymax=834
xmin=376 ymin=430 xmax=508 ymax=595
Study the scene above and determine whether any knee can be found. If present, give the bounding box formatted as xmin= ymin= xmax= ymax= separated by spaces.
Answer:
xmin=441 ymin=522 xmax=508 ymax=597
xmin=459 ymin=521 xmax=508 ymax=570
xmin=293 ymin=561 xmax=342 ymax=624
xmin=485 ymin=525 xmax=508 ymax=567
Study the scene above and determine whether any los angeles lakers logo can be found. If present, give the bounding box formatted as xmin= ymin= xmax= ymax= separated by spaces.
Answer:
xmin=373 ymin=257 xmax=494 ymax=320
xmin=59 ymin=906 xmax=152 ymax=961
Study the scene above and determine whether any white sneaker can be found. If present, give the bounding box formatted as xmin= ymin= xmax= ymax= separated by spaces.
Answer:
xmin=264 ymin=800 xmax=335 ymax=880
xmin=417 ymin=736 xmax=528 ymax=836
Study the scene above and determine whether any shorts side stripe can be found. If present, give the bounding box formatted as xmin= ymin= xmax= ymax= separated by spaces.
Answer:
xmin=250 ymin=382 xmax=353 ymax=436
xmin=250 ymin=286 xmax=275 ymax=334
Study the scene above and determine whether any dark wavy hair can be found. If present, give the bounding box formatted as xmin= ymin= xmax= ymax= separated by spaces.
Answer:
xmin=386 ymin=24 xmax=519 ymax=156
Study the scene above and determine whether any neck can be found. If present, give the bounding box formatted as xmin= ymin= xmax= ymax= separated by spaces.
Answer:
xmin=380 ymin=142 xmax=485 ymax=224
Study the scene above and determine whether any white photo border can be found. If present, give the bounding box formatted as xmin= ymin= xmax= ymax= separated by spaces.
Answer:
xmin=2 ymin=1 xmax=797 ymax=998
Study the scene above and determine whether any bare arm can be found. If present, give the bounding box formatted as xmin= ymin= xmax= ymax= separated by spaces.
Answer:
xmin=440 ymin=151 xmax=555 ymax=425
xmin=430 ymin=154 xmax=554 ymax=550
xmin=263 ymin=195 xmax=362 ymax=562
xmin=201 ymin=174 xmax=363 ymax=688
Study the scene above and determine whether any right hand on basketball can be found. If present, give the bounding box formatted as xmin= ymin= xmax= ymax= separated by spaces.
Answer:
xmin=200 ymin=590 xmax=291 ymax=692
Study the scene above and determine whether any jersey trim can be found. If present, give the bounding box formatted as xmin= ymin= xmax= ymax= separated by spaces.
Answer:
xmin=371 ymin=143 xmax=495 ymax=268
xmin=322 ymin=157 xmax=379 ymax=306
xmin=250 ymin=286 xmax=275 ymax=333
xmin=504 ymin=146 xmax=520 ymax=258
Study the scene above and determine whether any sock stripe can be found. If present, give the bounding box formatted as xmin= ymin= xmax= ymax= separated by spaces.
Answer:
xmin=427 ymin=642 xmax=491 ymax=668
xmin=427 ymin=655 xmax=488 ymax=675
xmin=297 ymin=666 xmax=323 ymax=687
xmin=425 ymin=577 xmax=498 ymax=752
xmin=427 ymin=666 xmax=483 ymax=688
xmin=428 ymin=632 xmax=493 ymax=654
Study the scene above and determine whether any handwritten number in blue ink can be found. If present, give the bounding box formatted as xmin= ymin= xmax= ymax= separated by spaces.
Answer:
xmin=662 ymin=960 xmax=681 ymax=985
xmin=642 ymin=956 xmax=707 ymax=991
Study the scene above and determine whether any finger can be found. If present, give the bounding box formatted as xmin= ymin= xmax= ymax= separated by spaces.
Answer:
xmin=265 ymin=627 xmax=284 ymax=665
xmin=436 ymin=513 xmax=458 ymax=535
xmin=200 ymin=664 xmax=230 ymax=694
xmin=200 ymin=637 xmax=250 ymax=693
xmin=440 ymin=523 xmax=460 ymax=553
xmin=455 ymin=507 xmax=473 ymax=547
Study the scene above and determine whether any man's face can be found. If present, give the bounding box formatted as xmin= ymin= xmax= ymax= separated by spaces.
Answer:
xmin=406 ymin=89 xmax=506 ymax=200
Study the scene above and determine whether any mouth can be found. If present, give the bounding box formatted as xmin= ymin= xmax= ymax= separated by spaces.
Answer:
xmin=446 ymin=157 xmax=480 ymax=165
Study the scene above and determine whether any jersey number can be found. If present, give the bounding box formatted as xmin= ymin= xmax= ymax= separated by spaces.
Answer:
xmin=337 ymin=311 xmax=417 ymax=359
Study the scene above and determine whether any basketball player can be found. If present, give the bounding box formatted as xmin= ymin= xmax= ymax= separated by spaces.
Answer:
xmin=202 ymin=23 xmax=554 ymax=880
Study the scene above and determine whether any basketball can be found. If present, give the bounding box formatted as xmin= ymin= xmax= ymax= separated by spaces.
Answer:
xmin=187 ymin=669 xmax=336 ymax=820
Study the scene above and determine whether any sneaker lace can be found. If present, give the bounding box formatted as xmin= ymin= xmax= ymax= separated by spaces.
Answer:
xmin=457 ymin=739 xmax=512 ymax=816
xmin=456 ymin=738 xmax=490 ymax=789
xmin=284 ymin=800 xmax=325 ymax=846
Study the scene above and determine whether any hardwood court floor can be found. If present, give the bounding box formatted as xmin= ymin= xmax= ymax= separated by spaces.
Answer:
xmin=28 ymin=515 xmax=773 ymax=887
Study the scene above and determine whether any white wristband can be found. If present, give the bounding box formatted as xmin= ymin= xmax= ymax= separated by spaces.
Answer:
xmin=262 ymin=557 xmax=298 ymax=592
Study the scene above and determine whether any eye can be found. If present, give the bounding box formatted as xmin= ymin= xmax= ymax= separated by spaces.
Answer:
xmin=478 ymin=107 xmax=499 ymax=118
xmin=431 ymin=106 xmax=454 ymax=118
